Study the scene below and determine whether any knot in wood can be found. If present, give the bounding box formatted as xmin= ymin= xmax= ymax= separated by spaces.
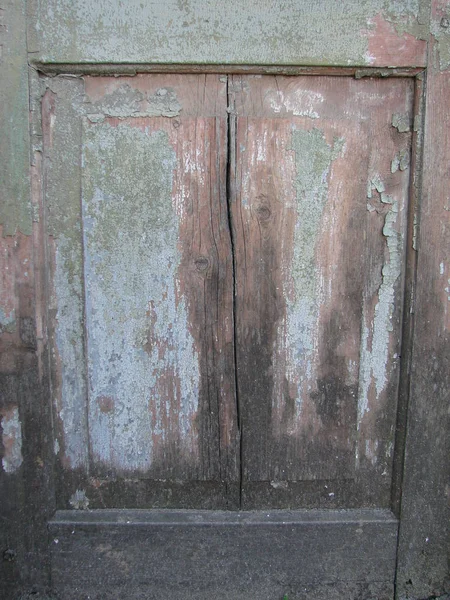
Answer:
xmin=254 ymin=204 xmax=272 ymax=221
xmin=194 ymin=256 xmax=210 ymax=272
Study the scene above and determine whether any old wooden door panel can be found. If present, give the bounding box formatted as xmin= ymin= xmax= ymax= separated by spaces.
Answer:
xmin=231 ymin=75 xmax=414 ymax=508
xmin=44 ymin=74 xmax=239 ymax=509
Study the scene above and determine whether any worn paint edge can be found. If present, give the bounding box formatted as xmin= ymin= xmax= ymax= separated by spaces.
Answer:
xmin=1 ymin=406 xmax=23 ymax=473
xmin=30 ymin=63 xmax=425 ymax=77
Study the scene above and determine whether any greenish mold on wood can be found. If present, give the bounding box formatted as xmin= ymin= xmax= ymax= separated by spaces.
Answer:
xmin=0 ymin=0 xmax=32 ymax=236
xmin=0 ymin=307 xmax=16 ymax=333
xmin=82 ymin=121 xmax=200 ymax=471
xmin=28 ymin=0 xmax=430 ymax=67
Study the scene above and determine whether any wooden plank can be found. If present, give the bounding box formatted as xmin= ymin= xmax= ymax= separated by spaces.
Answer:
xmin=49 ymin=508 xmax=398 ymax=600
xmin=395 ymin=2 xmax=450 ymax=598
xmin=230 ymin=75 xmax=414 ymax=508
xmin=27 ymin=0 xmax=428 ymax=68
xmin=45 ymin=74 xmax=239 ymax=508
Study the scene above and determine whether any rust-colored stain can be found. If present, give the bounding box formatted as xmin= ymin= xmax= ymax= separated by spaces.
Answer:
xmin=97 ymin=396 xmax=115 ymax=414
xmin=365 ymin=13 xmax=427 ymax=67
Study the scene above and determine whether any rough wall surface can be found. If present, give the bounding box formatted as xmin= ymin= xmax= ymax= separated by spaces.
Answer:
xmin=28 ymin=0 xmax=428 ymax=67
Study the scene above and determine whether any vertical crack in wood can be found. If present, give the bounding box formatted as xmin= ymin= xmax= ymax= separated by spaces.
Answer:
xmin=225 ymin=75 xmax=242 ymax=507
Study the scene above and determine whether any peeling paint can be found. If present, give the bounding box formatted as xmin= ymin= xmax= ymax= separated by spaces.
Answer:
xmin=85 ymin=84 xmax=182 ymax=118
xmin=277 ymin=128 xmax=344 ymax=418
xmin=381 ymin=0 xmax=431 ymax=43
xmin=431 ymin=2 xmax=450 ymax=70
xmin=1 ymin=406 xmax=23 ymax=473
xmin=82 ymin=120 xmax=200 ymax=471
xmin=88 ymin=83 xmax=144 ymax=117
xmin=270 ymin=480 xmax=289 ymax=490
xmin=365 ymin=438 xmax=379 ymax=465
xmin=69 ymin=489 xmax=90 ymax=510
xmin=445 ymin=279 xmax=450 ymax=301
xmin=391 ymin=148 xmax=410 ymax=172
xmin=146 ymin=87 xmax=182 ymax=117
xmin=266 ymin=88 xmax=323 ymax=119
xmin=0 ymin=307 xmax=16 ymax=333
xmin=42 ymin=78 xmax=90 ymax=470
xmin=54 ymin=233 xmax=89 ymax=467
xmin=412 ymin=212 xmax=419 ymax=250
xmin=364 ymin=11 xmax=428 ymax=66
xmin=358 ymin=180 xmax=403 ymax=424
xmin=29 ymin=0 xmax=428 ymax=67
xmin=392 ymin=112 xmax=411 ymax=132
xmin=383 ymin=0 xmax=430 ymax=40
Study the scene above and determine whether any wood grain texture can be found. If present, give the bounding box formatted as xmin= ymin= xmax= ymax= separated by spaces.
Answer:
xmin=396 ymin=2 xmax=450 ymax=598
xmin=45 ymin=75 xmax=239 ymax=508
xmin=230 ymin=75 xmax=414 ymax=508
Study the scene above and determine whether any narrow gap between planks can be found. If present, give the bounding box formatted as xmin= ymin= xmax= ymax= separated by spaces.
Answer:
xmin=224 ymin=75 xmax=243 ymax=508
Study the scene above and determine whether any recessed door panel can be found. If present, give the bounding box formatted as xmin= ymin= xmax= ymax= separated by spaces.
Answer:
xmin=45 ymin=73 xmax=414 ymax=511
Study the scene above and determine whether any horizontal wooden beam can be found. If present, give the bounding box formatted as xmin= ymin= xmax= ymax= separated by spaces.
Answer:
xmin=50 ymin=508 xmax=398 ymax=600
xmin=27 ymin=0 xmax=429 ymax=69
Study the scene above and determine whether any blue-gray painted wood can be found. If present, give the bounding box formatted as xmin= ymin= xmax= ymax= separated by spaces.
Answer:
xmin=27 ymin=0 xmax=429 ymax=68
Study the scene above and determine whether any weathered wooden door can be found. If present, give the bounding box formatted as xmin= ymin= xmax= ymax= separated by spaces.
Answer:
xmin=42 ymin=71 xmax=410 ymax=597
xmin=1 ymin=2 xmax=449 ymax=600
